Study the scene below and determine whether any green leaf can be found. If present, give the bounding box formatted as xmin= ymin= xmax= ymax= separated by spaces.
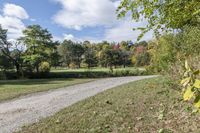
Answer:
xmin=194 ymin=96 xmax=200 ymax=108
xmin=193 ymin=70 xmax=200 ymax=75
xmin=193 ymin=79 xmax=200 ymax=89
xmin=183 ymin=86 xmax=194 ymax=101
xmin=193 ymin=9 xmax=200 ymax=16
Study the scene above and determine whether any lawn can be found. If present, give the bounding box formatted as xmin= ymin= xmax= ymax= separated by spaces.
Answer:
xmin=48 ymin=67 xmax=147 ymax=78
xmin=0 ymin=78 xmax=93 ymax=102
xmin=51 ymin=67 xmax=145 ymax=73
xmin=18 ymin=77 xmax=200 ymax=133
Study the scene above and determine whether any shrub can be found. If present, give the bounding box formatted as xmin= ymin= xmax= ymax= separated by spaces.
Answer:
xmin=39 ymin=62 xmax=50 ymax=73
xmin=181 ymin=60 xmax=200 ymax=111
xmin=69 ymin=63 xmax=77 ymax=69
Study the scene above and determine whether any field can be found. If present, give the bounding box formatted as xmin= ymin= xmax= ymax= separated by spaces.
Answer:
xmin=48 ymin=67 xmax=147 ymax=79
xmin=0 ymin=78 xmax=93 ymax=102
xmin=51 ymin=67 xmax=145 ymax=73
xmin=18 ymin=77 xmax=200 ymax=133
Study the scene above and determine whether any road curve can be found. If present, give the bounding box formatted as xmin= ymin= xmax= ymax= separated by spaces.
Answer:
xmin=0 ymin=76 xmax=156 ymax=133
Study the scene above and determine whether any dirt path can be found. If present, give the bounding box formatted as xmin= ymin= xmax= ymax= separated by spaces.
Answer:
xmin=0 ymin=76 xmax=156 ymax=133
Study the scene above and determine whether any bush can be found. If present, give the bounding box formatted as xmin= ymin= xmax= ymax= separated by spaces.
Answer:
xmin=148 ymin=26 xmax=200 ymax=76
xmin=39 ymin=62 xmax=50 ymax=73
xmin=69 ymin=63 xmax=77 ymax=69
xmin=181 ymin=60 xmax=200 ymax=111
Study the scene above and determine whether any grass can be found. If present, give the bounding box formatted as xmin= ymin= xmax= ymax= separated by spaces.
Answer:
xmin=0 ymin=78 xmax=93 ymax=102
xmin=51 ymin=67 xmax=145 ymax=73
xmin=18 ymin=77 xmax=200 ymax=133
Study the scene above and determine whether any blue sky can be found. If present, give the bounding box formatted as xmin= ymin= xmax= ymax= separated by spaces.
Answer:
xmin=0 ymin=0 xmax=153 ymax=42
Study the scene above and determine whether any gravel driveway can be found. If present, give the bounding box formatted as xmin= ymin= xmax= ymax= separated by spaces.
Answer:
xmin=0 ymin=76 xmax=156 ymax=133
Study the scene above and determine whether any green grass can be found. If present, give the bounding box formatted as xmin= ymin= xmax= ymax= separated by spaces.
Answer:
xmin=51 ymin=67 xmax=145 ymax=73
xmin=0 ymin=78 xmax=93 ymax=102
xmin=18 ymin=77 xmax=200 ymax=133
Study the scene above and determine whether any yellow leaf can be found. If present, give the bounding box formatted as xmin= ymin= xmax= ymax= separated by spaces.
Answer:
xmin=183 ymin=87 xmax=193 ymax=101
xmin=194 ymin=79 xmax=200 ymax=89
xmin=194 ymin=101 xmax=200 ymax=108
xmin=180 ymin=77 xmax=190 ymax=87
xmin=185 ymin=60 xmax=190 ymax=70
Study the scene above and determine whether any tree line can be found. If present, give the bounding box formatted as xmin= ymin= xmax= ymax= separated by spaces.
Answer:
xmin=0 ymin=24 xmax=150 ymax=79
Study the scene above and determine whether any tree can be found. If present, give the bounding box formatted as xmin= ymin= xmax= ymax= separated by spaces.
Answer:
xmin=121 ymin=50 xmax=131 ymax=68
xmin=71 ymin=43 xmax=85 ymax=68
xmin=58 ymin=40 xmax=84 ymax=68
xmin=58 ymin=40 xmax=73 ymax=67
xmin=82 ymin=43 xmax=98 ymax=68
xmin=0 ymin=25 xmax=23 ymax=76
xmin=49 ymin=42 xmax=62 ymax=68
xmin=0 ymin=52 xmax=13 ymax=70
xmin=117 ymin=0 xmax=200 ymax=40
xmin=20 ymin=25 xmax=54 ymax=73
xmin=100 ymin=49 xmax=122 ymax=71
xmin=83 ymin=48 xmax=98 ymax=68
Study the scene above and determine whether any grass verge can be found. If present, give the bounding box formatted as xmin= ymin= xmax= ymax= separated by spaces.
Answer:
xmin=18 ymin=77 xmax=200 ymax=133
xmin=0 ymin=78 xmax=93 ymax=102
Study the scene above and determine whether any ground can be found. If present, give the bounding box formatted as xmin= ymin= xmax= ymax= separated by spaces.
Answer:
xmin=18 ymin=77 xmax=200 ymax=133
xmin=0 ymin=78 xmax=93 ymax=102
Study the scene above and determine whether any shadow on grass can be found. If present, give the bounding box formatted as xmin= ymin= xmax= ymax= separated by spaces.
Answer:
xmin=0 ymin=78 xmax=74 ymax=86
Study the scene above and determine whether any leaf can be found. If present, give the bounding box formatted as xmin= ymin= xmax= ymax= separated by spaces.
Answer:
xmin=193 ymin=9 xmax=200 ymax=16
xmin=194 ymin=96 xmax=200 ymax=108
xmin=193 ymin=79 xmax=200 ymax=89
xmin=180 ymin=77 xmax=191 ymax=87
xmin=183 ymin=86 xmax=194 ymax=101
xmin=185 ymin=60 xmax=190 ymax=70
xmin=193 ymin=70 xmax=200 ymax=75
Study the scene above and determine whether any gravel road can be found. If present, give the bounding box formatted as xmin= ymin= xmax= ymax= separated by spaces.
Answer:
xmin=0 ymin=76 xmax=156 ymax=133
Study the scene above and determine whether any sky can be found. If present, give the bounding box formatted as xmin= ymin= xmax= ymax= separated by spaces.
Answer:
xmin=0 ymin=0 xmax=153 ymax=43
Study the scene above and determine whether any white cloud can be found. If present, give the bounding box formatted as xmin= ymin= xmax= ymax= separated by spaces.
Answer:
xmin=104 ymin=20 xmax=153 ymax=42
xmin=53 ymin=0 xmax=117 ymax=30
xmin=63 ymin=34 xmax=74 ymax=40
xmin=0 ymin=3 xmax=29 ymax=40
xmin=53 ymin=33 xmax=101 ymax=43
xmin=3 ymin=3 xmax=29 ymax=19
xmin=53 ymin=0 xmax=153 ymax=42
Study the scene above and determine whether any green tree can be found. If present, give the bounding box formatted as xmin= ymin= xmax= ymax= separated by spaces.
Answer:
xmin=83 ymin=49 xmax=98 ymax=68
xmin=100 ymin=49 xmax=122 ymax=71
xmin=0 ymin=25 xmax=23 ymax=75
xmin=117 ymin=0 xmax=200 ymax=40
xmin=58 ymin=40 xmax=73 ymax=67
xmin=58 ymin=40 xmax=84 ymax=68
xmin=20 ymin=25 xmax=54 ymax=73
xmin=82 ymin=43 xmax=98 ymax=68
xmin=71 ymin=43 xmax=85 ymax=68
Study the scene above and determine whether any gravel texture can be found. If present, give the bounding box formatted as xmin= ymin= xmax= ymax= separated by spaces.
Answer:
xmin=0 ymin=76 xmax=156 ymax=133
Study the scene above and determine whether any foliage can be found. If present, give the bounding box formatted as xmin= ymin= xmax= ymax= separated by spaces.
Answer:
xmin=181 ymin=60 xmax=200 ymax=111
xmin=39 ymin=62 xmax=50 ymax=73
xmin=117 ymin=0 xmax=200 ymax=40
xmin=148 ymin=26 xmax=200 ymax=74
xmin=20 ymin=25 xmax=55 ymax=73
xmin=135 ymin=52 xmax=150 ymax=66
xmin=83 ymin=48 xmax=98 ymax=68
xmin=131 ymin=55 xmax=137 ymax=66
xmin=0 ymin=24 xmax=151 ymax=79
xmin=58 ymin=40 xmax=84 ymax=68
xmin=0 ymin=52 xmax=13 ymax=70
xmin=0 ymin=26 xmax=22 ymax=75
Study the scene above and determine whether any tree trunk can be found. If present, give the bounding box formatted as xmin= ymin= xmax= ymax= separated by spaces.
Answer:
xmin=15 ymin=63 xmax=20 ymax=76
xmin=36 ymin=65 xmax=39 ymax=73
